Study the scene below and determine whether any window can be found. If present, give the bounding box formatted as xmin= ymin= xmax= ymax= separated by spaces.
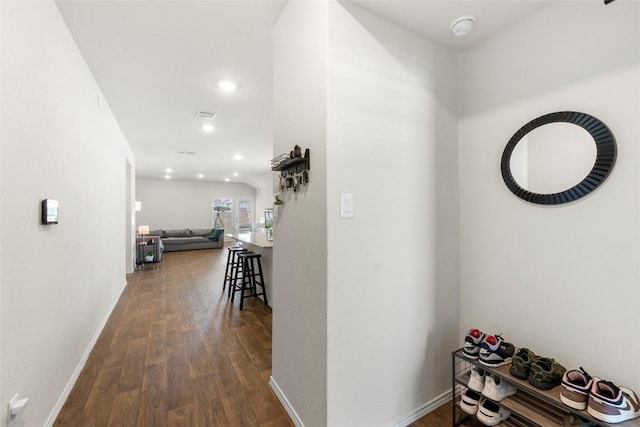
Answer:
xmin=237 ymin=198 xmax=253 ymax=231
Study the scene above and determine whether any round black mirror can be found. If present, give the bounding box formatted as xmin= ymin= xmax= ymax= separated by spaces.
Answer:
xmin=501 ymin=111 xmax=616 ymax=205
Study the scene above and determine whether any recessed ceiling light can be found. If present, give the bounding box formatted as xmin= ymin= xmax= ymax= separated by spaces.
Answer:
xmin=224 ymin=178 xmax=230 ymax=182
xmin=202 ymin=123 xmax=215 ymax=132
xmin=233 ymin=172 xmax=239 ymax=177
xmin=233 ymin=154 xmax=243 ymax=160
xmin=450 ymin=15 xmax=476 ymax=37
xmin=165 ymin=168 xmax=172 ymax=173
xmin=165 ymin=175 xmax=171 ymax=180
xmin=218 ymin=80 xmax=237 ymax=92
xmin=197 ymin=173 xmax=204 ymax=179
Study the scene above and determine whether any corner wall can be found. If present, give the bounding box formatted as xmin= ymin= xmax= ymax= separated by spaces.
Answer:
xmin=327 ymin=2 xmax=459 ymax=425
xmin=459 ymin=0 xmax=640 ymax=386
xmin=272 ymin=2 xmax=461 ymax=425
xmin=271 ymin=2 xmax=328 ymax=426
xmin=1 ymin=1 xmax=134 ymax=424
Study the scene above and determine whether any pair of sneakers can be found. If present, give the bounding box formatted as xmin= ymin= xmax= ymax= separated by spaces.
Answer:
xmin=561 ymin=367 xmax=640 ymax=424
xmin=468 ymin=367 xmax=517 ymax=402
xmin=510 ymin=347 xmax=566 ymax=390
xmin=460 ymin=388 xmax=511 ymax=426
xmin=463 ymin=329 xmax=516 ymax=367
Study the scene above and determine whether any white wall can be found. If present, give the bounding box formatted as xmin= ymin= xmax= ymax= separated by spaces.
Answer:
xmin=272 ymin=2 xmax=460 ymax=425
xmin=252 ymin=172 xmax=275 ymax=224
xmin=459 ymin=0 xmax=640 ymax=387
xmin=135 ymin=177 xmax=256 ymax=231
xmin=271 ymin=2 xmax=328 ymax=426
xmin=526 ymin=123 xmax=596 ymax=194
xmin=327 ymin=2 xmax=459 ymax=425
xmin=1 ymin=1 xmax=134 ymax=425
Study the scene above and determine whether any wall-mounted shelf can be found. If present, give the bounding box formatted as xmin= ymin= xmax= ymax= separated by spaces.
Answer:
xmin=272 ymin=156 xmax=306 ymax=172
xmin=272 ymin=146 xmax=310 ymax=192
xmin=271 ymin=146 xmax=310 ymax=172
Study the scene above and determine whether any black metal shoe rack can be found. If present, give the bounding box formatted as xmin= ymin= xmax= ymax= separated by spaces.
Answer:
xmin=451 ymin=349 xmax=640 ymax=427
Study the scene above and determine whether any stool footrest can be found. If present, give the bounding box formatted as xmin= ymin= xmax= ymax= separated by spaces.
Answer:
xmin=230 ymin=252 xmax=268 ymax=310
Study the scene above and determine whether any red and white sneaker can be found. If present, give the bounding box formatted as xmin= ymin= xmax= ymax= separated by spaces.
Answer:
xmin=479 ymin=335 xmax=515 ymax=367
xmin=588 ymin=380 xmax=640 ymax=424
xmin=463 ymin=328 xmax=486 ymax=359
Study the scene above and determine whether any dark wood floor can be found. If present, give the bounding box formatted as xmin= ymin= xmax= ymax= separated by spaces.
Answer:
xmin=411 ymin=402 xmax=485 ymax=427
xmin=54 ymin=246 xmax=470 ymax=426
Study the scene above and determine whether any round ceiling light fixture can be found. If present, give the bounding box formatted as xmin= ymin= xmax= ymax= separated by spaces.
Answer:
xmin=218 ymin=80 xmax=237 ymax=92
xmin=450 ymin=15 xmax=476 ymax=37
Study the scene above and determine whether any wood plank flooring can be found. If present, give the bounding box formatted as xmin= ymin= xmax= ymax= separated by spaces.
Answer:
xmin=54 ymin=246 xmax=469 ymax=427
xmin=54 ymin=248 xmax=292 ymax=427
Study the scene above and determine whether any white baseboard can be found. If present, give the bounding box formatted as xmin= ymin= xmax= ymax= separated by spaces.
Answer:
xmin=387 ymin=389 xmax=452 ymax=427
xmin=44 ymin=280 xmax=128 ymax=427
xmin=269 ymin=376 xmax=449 ymax=427
xmin=269 ymin=376 xmax=305 ymax=427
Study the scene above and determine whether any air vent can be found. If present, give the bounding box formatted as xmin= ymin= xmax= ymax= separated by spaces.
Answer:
xmin=177 ymin=151 xmax=196 ymax=155
xmin=195 ymin=110 xmax=217 ymax=120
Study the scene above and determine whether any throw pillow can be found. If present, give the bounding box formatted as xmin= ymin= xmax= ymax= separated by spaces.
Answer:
xmin=207 ymin=228 xmax=225 ymax=241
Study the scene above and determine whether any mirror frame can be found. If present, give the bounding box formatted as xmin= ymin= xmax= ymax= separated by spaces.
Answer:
xmin=501 ymin=111 xmax=616 ymax=205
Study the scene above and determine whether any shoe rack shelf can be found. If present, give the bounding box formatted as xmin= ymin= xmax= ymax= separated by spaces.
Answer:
xmin=451 ymin=349 xmax=640 ymax=427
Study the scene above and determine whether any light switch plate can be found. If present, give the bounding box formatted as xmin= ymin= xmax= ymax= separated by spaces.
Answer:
xmin=341 ymin=193 xmax=353 ymax=218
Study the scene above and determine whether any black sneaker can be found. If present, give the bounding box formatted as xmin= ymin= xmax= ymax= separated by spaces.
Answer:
xmin=479 ymin=335 xmax=515 ymax=367
xmin=463 ymin=328 xmax=486 ymax=359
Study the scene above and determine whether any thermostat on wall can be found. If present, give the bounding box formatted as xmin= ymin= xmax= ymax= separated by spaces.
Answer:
xmin=41 ymin=199 xmax=59 ymax=224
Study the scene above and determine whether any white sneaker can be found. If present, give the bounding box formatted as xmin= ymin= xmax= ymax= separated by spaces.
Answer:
xmin=460 ymin=388 xmax=482 ymax=415
xmin=468 ymin=367 xmax=486 ymax=393
xmin=477 ymin=399 xmax=511 ymax=426
xmin=482 ymin=374 xmax=517 ymax=402
xmin=588 ymin=380 xmax=640 ymax=424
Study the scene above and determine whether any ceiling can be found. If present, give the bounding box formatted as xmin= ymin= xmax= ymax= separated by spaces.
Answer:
xmin=351 ymin=0 xmax=554 ymax=52
xmin=56 ymin=0 xmax=554 ymax=187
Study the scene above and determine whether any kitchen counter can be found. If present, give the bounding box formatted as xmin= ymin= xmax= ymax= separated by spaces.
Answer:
xmin=226 ymin=232 xmax=273 ymax=248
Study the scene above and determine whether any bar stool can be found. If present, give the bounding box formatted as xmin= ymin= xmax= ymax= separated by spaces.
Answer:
xmin=231 ymin=251 xmax=268 ymax=310
xmin=223 ymin=246 xmax=247 ymax=294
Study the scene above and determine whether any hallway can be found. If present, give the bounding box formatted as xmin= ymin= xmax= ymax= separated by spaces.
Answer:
xmin=54 ymin=248 xmax=292 ymax=426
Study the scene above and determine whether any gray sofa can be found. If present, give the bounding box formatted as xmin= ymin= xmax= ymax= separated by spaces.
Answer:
xmin=149 ymin=228 xmax=225 ymax=252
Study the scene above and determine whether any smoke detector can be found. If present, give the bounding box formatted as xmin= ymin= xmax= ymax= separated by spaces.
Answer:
xmin=450 ymin=15 xmax=476 ymax=37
